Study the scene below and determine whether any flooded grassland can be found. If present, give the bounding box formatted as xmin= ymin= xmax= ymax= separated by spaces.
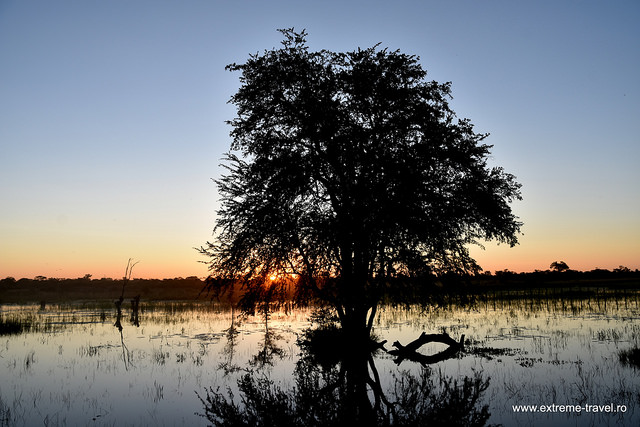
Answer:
xmin=1 ymin=288 xmax=639 ymax=426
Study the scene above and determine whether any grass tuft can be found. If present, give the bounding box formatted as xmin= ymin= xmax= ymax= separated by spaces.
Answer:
xmin=0 ymin=318 xmax=29 ymax=336
xmin=619 ymin=347 xmax=640 ymax=369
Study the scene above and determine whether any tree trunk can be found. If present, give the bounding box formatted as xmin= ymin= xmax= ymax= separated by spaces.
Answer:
xmin=338 ymin=303 xmax=374 ymax=349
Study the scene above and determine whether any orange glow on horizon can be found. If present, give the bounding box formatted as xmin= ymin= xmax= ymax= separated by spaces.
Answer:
xmin=2 ymin=235 xmax=638 ymax=280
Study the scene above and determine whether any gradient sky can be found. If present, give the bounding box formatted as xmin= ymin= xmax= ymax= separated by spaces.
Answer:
xmin=1 ymin=0 xmax=639 ymax=279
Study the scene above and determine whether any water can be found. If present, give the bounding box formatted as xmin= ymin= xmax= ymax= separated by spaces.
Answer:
xmin=1 ymin=294 xmax=639 ymax=426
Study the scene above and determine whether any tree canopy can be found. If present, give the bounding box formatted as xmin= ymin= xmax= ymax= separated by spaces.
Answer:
xmin=200 ymin=29 xmax=522 ymax=333
xmin=550 ymin=261 xmax=570 ymax=272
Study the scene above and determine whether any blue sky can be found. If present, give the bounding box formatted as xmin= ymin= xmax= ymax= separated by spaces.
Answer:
xmin=1 ymin=0 xmax=638 ymax=278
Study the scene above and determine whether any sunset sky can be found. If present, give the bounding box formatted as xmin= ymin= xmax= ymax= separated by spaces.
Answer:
xmin=1 ymin=1 xmax=638 ymax=279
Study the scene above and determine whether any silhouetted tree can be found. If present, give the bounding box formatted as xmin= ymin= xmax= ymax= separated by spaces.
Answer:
xmin=0 ymin=277 xmax=16 ymax=286
xmin=549 ymin=261 xmax=569 ymax=272
xmin=200 ymin=29 xmax=522 ymax=340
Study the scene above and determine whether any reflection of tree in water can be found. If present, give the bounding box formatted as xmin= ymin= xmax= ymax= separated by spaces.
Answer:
xmin=247 ymin=282 xmax=288 ymax=369
xmin=113 ymin=258 xmax=139 ymax=370
xmin=113 ymin=304 xmax=134 ymax=371
xmin=217 ymin=304 xmax=287 ymax=374
xmin=113 ymin=297 xmax=140 ymax=371
xmin=249 ymin=327 xmax=286 ymax=369
xmin=199 ymin=326 xmax=493 ymax=426
xmin=217 ymin=306 xmax=241 ymax=374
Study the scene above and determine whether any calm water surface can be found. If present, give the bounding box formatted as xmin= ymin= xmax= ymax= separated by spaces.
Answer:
xmin=1 ymin=293 xmax=639 ymax=426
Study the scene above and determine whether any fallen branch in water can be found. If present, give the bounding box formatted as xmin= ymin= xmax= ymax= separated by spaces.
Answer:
xmin=388 ymin=332 xmax=464 ymax=366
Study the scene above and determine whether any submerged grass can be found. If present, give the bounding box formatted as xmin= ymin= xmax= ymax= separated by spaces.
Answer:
xmin=0 ymin=394 xmax=13 ymax=427
xmin=0 ymin=312 xmax=70 ymax=335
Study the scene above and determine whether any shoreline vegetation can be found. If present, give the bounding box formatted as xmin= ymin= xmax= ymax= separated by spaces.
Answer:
xmin=1 ymin=267 xmax=639 ymax=304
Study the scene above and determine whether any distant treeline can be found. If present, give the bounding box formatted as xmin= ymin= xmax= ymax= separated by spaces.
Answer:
xmin=428 ymin=266 xmax=640 ymax=296
xmin=0 ymin=276 xmax=206 ymax=304
xmin=475 ymin=265 xmax=639 ymax=282
xmin=1 ymin=267 xmax=638 ymax=304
